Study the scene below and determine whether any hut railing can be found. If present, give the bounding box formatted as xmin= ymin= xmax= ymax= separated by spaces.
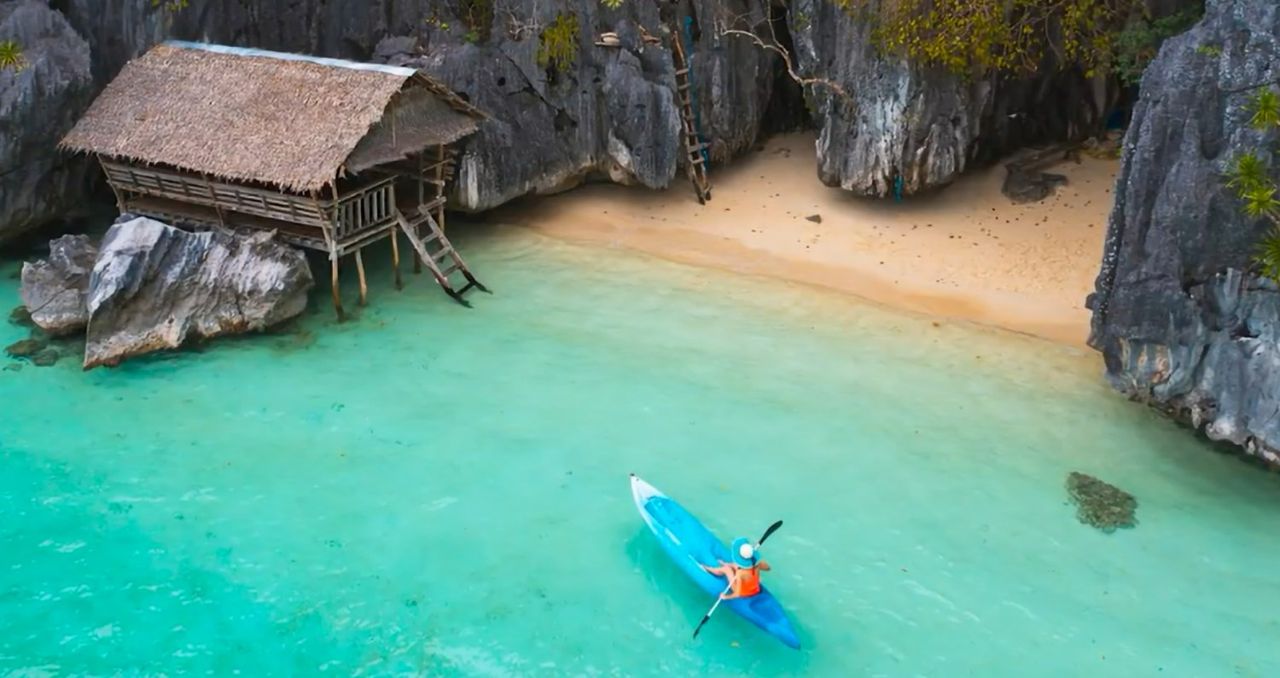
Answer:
xmin=100 ymin=160 xmax=327 ymax=226
xmin=328 ymin=177 xmax=396 ymax=242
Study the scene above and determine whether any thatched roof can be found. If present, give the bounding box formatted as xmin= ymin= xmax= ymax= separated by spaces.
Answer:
xmin=60 ymin=41 xmax=486 ymax=193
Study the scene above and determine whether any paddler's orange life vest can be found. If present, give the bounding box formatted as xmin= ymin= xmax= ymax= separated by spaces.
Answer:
xmin=733 ymin=566 xmax=761 ymax=597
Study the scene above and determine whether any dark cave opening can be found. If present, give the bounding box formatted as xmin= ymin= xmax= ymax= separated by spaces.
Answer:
xmin=760 ymin=0 xmax=812 ymax=137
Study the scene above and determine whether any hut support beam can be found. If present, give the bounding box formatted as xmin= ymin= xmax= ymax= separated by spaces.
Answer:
xmin=355 ymin=250 xmax=368 ymax=306
xmin=435 ymin=144 xmax=446 ymax=233
xmin=414 ymin=153 xmax=424 ymax=274
xmin=330 ymin=255 xmax=345 ymax=321
xmin=391 ymin=227 xmax=402 ymax=290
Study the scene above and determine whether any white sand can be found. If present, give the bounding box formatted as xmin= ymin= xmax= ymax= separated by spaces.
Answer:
xmin=496 ymin=132 xmax=1116 ymax=346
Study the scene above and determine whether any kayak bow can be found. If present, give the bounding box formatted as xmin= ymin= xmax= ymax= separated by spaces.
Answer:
xmin=630 ymin=473 xmax=801 ymax=649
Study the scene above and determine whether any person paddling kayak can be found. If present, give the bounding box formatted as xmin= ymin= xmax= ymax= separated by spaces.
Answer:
xmin=700 ymin=536 xmax=772 ymax=600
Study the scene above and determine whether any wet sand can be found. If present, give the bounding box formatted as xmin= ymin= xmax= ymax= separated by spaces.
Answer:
xmin=497 ymin=132 xmax=1117 ymax=346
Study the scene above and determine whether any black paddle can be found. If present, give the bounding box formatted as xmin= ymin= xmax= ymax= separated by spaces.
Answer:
xmin=692 ymin=520 xmax=784 ymax=640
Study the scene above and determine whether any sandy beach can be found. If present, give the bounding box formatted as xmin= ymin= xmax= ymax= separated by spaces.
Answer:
xmin=497 ymin=132 xmax=1116 ymax=347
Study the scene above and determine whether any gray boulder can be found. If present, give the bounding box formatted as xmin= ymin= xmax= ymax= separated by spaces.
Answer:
xmin=19 ymin=233 xmax=97 ymax=335
xmin=786 ymin=0 xmax=984 ymax=197
xmin=0 ymin=0 xmax=94 ymax=244
xmin=84 ymin=217 xmax=314 ymax=369
xmin=1087 ymin=0 xmax=1280 ymax=464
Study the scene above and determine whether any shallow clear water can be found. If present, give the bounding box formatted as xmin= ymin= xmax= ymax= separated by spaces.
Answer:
xmin=2 ymin=226 xmax=1278 ymax=677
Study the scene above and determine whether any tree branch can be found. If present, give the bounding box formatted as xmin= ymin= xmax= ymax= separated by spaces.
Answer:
xmin=719 ymin=28 xmax=854 ymax=103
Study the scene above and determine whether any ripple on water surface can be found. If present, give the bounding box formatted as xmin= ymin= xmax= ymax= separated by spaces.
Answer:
xmin=1 ymin=227 xmax=1278 ymax=676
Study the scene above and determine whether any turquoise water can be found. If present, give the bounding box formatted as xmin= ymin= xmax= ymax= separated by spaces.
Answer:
xmin=2 ymin=225 xmax=1278 ymax=676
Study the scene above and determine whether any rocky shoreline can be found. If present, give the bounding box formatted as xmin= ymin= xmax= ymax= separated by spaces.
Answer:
xmin=14 ymin=217 xmax=312 ymax=368
xmin=1087 ymin=0 xmax=1280 ymax=465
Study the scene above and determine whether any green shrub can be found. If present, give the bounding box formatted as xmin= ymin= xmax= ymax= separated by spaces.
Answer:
xmin=0 ymin=40 xmax=23 ymax=71
xmin=1111 ymin=8 xmax=1204 ymax=85
xmin=454 ymin=0 xmax=493 ymax=43
xmin=1232 ymin=88 xmax=1280 ymax=282
xmin=836 ymin=0 xmax=1202 ymax=81
xmin=538 ymin=13 xmax=579 ymax=74
xmin=152 ymin=0 xmax=190 ymax=12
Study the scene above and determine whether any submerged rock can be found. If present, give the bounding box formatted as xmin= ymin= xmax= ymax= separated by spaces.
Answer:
xmin=83 ymin=217 xmax=314 ymax=369
xmin=9 ymin=305 xmax=32 ymax=325
xmin=0 ymin=0 xmax=95 ymax=244
xmin=31 ymin=347 xmax=58 ymax=366
xmin=1087 ymin=0 xmax=1280 ymax=464
xmin=1066 ymin=472 xmax=1137 ymax=532
xmin=19 ymin=233 xmax=98 ymax=336
xmin=4 ymin=336 xmax=44 ymax=358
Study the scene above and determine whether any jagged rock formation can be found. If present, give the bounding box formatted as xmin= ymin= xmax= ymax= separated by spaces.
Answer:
xmin=786 ymin=0 xmax=984 ymax=197
xmin=19 ymin=233 xmax=97 ymax=335
xmin=83 ymin=217 xmax=313 ymax=369
xmin=1087 ymin=0 xmax=1280 ymax=464
xmin=784 ymin=0 xmax=1133 ymax=198
xmin=0 ymin=0 xmax=1200 ymax=233
xmin=0 ymin=0 xmax=94 ymax=243
xmin=28 ymin=0 xmax=779 ymax=217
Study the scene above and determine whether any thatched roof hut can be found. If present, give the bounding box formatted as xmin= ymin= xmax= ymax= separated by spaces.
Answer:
xmin=59 ymin=41 xmax=492 ymax=316
xmin=60 ymin=41 xmax=486 ymax=193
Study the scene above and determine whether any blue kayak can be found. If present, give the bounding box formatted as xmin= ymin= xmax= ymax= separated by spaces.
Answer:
xmin=630 ymin=474 xmax=801 ymax=649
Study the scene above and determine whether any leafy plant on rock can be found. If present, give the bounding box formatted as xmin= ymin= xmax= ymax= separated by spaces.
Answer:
xmin=537 ymin=12 xmax=579 ymax=74
xmin=151 ymin=0 xmax=190 ymax=12
xmin=1111 ymin=7 xmax=1204 ymax=85
xmin=834 ymin=0 xmax=1202 ymax=81
xmin=1225 ymin=88 xmax=1280 ymax=283
xmin=454 ymin=0 xmax=494 ymax=43
xmin=0 ymin=40 xmax=24 ymax=71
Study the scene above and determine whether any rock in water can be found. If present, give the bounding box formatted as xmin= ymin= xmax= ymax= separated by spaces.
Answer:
xmin=31 ymin=347 xmax=58 ymax=366
xmin=19 ymin=234 xmax=98 ymax=336
xmin=1087 ymin=0 xmax=1280 ymax=465
xmin=4 ymin=336 xmax=44 ymax=358
xmin=1066 ymin=472 xmax=1137 ymax=532
xmin=0 ymin=0 xmax=94 ymax=244
xmin=83 ymin=218 xmax=314 ymax=369
xmin=9 ymin=305 xmax=32 ymax=325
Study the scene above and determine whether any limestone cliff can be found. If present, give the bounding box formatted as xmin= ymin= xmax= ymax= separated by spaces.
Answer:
xmin=0 ymin=0 xmax=93 ymax=242
xmin=1088 ymin=0 xmax=1280 ymax=464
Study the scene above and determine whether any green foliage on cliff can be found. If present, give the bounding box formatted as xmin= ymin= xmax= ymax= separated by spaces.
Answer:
xmin=538 ymin=13 xmax=580 ymax=74
xmin=837 ymin=0 xmax=1201 ymax=81
xmin=1111 ymin=7 xmax=1204 ymax=85
xmin=151 ymin=0 xmax=190 ymax=12
xmin=0 ymin=40 xmax=24 ymax=72
xmin=1231 ymin=88 xmax=1280 ymax=283
xmin=455 ymin=0 xmax=494 ymax=43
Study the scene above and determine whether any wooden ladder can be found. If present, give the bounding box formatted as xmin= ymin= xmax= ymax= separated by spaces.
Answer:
xmin=394 ymin=207 xmax=488 ymax=306
xmin=670 ymin=30 xmax=712 ymax=204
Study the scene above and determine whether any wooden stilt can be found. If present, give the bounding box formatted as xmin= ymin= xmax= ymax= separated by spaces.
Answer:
xmin=391 ymin=227 xmax=403 ymax=290
xmin=435 ymin=144 xmax=446 ymax=234
xmin=330 ymin=254 xmax=345 ymax=321
xmin=414 ymin=152 xmax=424 ymax=274
xmin=355 ymin=249 xmax=368 ymax=306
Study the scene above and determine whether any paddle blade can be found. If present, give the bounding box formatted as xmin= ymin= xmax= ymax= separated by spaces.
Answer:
xmin=692 ymin=615 xmax=710 ymax=639
xmin=756 ymin=520 xmax=783 ymax=547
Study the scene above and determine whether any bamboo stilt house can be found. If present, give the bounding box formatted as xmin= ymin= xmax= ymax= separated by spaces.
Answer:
xmin=59 ymin=41 xmax=490 ymax=317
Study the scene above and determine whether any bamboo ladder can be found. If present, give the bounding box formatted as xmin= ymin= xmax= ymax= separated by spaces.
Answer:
xmin=670 ymin=28 xmax=711 ymax=204
xmin=392 ymin=147 xmax=487 ymax=306
xmin=394 ymin=207 xmax=487 ymax=306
